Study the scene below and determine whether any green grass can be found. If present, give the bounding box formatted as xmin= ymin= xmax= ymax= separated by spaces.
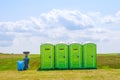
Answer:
xmin=0 ymin=69 xmax=120 ymax=80
xmin=0 ymin=54 xmax=40 ymax=71
xmin=0 ymin=53 xmax=120 ymax=70
xmin=97 ymin=53 xmax=120 ymax=69
xmin=0 ymin=53 xmax=120 ymax=80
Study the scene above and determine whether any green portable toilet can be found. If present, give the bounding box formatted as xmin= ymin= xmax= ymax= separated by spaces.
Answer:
xmin=69 ymin=43 xmax=83 ymax=69
xmin=55 ymin=43 xmax=68 ymax=69
xmin=83 ymin=43 xmax=97 ymax=69
xmin=40 ymin=43 xmax=54 ymax=70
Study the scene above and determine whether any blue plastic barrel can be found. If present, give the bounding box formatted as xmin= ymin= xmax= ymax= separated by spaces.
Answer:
xmin=17 ymin=61 xmax=24 ymax=71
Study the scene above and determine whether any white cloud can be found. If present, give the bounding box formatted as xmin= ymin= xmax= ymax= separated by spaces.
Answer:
xmin=0 ymin=9 xmax=120 ymax=53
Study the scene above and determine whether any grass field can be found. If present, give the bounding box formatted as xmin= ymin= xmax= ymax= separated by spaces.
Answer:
xmin=0 ymin=69 xmax=120 ymax=80
xmin=0 ymin=53 xmax=120 ymax=80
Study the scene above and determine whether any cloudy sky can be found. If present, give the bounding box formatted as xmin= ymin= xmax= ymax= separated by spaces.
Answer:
xmin=0 ymin=0 xmax=120 ymax=54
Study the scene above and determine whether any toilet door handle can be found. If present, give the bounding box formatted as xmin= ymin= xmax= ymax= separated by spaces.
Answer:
xmin=49 ymin=56 xmax=51 ymax=58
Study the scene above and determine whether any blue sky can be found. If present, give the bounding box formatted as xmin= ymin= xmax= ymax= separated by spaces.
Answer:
xmin=0 ymin=0 xmax=120 ymax=21
xmin=0 ymin=0 xmax=120 ymax=53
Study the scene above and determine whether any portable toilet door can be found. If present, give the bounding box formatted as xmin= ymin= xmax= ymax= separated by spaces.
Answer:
xmin=69 ymin=43 xmax=83 ymax=69
xmin=55 ymin=43 xmax=68 ymax=69
xmin=83 ymin=43 xmax=97 ymax=69
xmin=40 ymin=43 xmax=54 ymax=70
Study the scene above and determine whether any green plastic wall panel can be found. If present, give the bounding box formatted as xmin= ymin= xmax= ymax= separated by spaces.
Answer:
xmin=55 ymin=43 xmax=68 ymax=69
xmin=40 ymin=43 xmax=54 ymax=70
xmin=83 ymin=43 xmax=97 ymax=69
xmin=69 ymin=43 xmax=83 ymax=69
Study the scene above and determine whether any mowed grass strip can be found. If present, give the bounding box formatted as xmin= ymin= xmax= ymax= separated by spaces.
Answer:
xmin=0 ymin=69 xmax=120 ymax=80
